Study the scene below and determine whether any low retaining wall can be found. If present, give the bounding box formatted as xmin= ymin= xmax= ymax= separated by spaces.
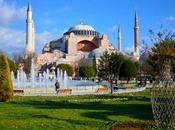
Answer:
xmin=13 ymin=86 xmax=146 ymax=96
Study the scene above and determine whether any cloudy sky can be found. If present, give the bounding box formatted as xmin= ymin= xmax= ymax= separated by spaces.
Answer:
xmin=0 ymin=0 xmax=175 ymax=56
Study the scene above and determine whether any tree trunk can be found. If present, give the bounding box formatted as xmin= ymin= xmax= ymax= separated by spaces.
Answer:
xmin=151 ymin=57 xmax=175 ymax=129
xmin=160 ymin=57 xmax=171 ymax=81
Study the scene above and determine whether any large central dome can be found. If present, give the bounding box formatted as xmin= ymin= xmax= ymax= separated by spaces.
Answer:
xmin=68 ymin=22 xmax=95 ymax=32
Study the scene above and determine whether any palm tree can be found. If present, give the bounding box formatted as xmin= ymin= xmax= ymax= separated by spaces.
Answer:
xmin=151 ymin=39 xmax=175 ymax=129
xmin=151 ymin=39 xmax=175 ymax=80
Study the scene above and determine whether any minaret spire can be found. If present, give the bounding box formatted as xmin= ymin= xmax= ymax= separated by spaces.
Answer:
xmin=134 ymin=11 xmax=139 ymax=27
xmin=25 ymin=2 xmax=35 ymax=56
xmin=27 ymin=2 xmax=32 ymax=11
xmin=134 ymin=10 xmax=139 ymax=59
xmin=118 ymin=25 xmax=122 ymax=52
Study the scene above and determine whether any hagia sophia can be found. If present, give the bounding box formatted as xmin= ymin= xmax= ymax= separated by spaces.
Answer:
xmin=25 ymin=3 xmax=140 ymax=74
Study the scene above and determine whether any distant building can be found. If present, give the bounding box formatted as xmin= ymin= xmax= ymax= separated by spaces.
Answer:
xmin=36 ymin=22 xmax=115 ymax=72
xmin=23 ymin=2 xmax=141 ymax=73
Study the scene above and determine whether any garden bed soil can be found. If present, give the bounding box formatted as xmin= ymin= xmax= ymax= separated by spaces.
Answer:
xmin=110 ymin=122 xmax=149 ymax=130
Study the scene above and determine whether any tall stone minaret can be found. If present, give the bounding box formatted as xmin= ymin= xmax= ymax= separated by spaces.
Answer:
xmin=134 ymin=11 xmax=139 ymax=58
xmin=117 ymin=25 xmax=122 ymax=52
xmin=25 ymin=3 xmax=35 ymax=56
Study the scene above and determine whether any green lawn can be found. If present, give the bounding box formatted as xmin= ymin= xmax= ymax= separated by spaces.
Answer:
xmin=0 ymin=91 xmax=156 ymax=130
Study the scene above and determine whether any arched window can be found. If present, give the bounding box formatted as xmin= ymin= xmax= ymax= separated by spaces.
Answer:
xmin=81 ymin=30 xmax=83 ymax=35
xmin=90 ymin=31 xmax=92 ymax=35
xmin=77 ymin=40 xmax=97 ymax=52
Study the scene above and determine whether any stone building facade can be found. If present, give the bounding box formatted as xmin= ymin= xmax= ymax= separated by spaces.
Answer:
xmin=35 ymin=13 xmax=140 ymax=73
xmin=36 ymin=22 xmax=115 ymax=72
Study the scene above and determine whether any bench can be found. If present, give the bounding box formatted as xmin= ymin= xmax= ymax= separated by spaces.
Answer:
xmin=13 ymin=89 xmax=24 ymax=95
xmin=58 ymin=88 xmax=72 ymax=94
xmin=96 ymin=87 xmax=108 ymax=93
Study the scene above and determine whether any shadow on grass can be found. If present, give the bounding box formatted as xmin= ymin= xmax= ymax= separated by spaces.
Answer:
xmin=81 ymin=103 xmax=152 ymax=121
xmin=10 ymin=96 xmax=153 ymax=122
xmin=6 ymin=113 xmax=107 ymax=129
xmin=31 ymin=114 xmax=104 ymax=126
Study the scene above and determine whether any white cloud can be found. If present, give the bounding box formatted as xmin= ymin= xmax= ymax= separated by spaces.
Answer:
xmin=56 ymin=5 xmax=71 ymax=13
xmin=0 ymin=0 xmax=26 ymax=26
xmin=36 ymin=30 xmax=59 ymax=47
xmin=0 ymin=26 xmax=25 ymax=49
xmin=0 ymin=26 xmax=62 ymax=53
xmin=108 ymin=25 xmax=118 ymax=32
xmin=0 ymin=1 xmax=67 ymax=54
xmin=166 ymin=16 xmax=175 ymax=22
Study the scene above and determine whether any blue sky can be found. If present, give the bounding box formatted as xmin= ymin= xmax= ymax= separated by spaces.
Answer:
xmin=0 ymin=0 xmax=175 ymax=55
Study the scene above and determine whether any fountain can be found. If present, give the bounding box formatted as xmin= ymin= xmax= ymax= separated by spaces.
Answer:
xmin=31 ymin=59 xmax=35 ymax=87
xmin=12 ymin=59 xmax=98 ymax=95
xmin=11 ymin=59 xmax=145 ymax=96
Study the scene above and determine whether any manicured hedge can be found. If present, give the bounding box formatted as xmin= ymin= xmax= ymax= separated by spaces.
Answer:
xmin=0 ymin=54 xmax=13 ymax=101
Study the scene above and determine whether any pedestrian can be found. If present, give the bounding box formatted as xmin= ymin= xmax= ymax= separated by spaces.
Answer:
xmin=55 ymin=80 xmax=60 ymax=93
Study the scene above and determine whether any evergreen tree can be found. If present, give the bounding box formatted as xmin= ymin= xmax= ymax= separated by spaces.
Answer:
xmin=109 ymin=52 xmax=124 ymax=79
xmin=0 ymin=54 xmax=13 ymax=101
xmin=98 ymin=51 xmax=111 ymax=79
xmin=0 ymin=50 xmax=18 ymax=77
xmin=98 ymin=51 xmax=124 ymax=80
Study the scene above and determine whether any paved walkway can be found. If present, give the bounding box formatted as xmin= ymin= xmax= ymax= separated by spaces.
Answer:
xmin=14 ymin=86 xmax=147 ymax=96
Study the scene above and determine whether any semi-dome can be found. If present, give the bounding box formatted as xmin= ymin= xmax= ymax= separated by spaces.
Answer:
xmin=91 ymin=47 xmax=106 ymax=57
xmin=68 ymin=22 xmax=95 ymax=32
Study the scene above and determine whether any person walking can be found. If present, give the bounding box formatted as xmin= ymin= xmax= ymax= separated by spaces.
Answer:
xmin=55 ymin=80 xmax=60 ymax=93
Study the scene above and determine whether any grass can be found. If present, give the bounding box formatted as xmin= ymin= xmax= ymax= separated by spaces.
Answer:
xmin=0 ymin=91 xmax=156 ymax=130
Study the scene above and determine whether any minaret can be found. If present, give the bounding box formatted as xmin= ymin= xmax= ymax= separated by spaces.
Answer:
xmin=25 ymin=2 xmax=35 ymax=56
xmin=117 ymin=25 xmax=122 ymax=52
xmin=134 ymin=11 xmax=139 ymax=57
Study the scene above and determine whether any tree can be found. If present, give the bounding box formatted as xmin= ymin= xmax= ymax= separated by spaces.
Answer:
xmin=134 ymin=61 xmax=140 ymax=72
xmin=98 ymin=51 xmax=125 ymax=94
xmin=12 ymin=52 xmax=36 ymax=75
xmin=109 ymin=52 xmax=124 ymax=79
xmin=7 ymin=58 xmax=18 ymax=77
xmin=12 ymin=52 xmax=24 ymax=64
xmin=56 ymin=64 xmax=74 ymax=76
xmin=23 ymin=55 xmax=33 ymax=75
xmin=79 ymin=65 xmax=96 ymax=78
xmin=148 ymin=28 xmax=175 ymax=130
xmin=147 ymin=28 xmax=175 ymax=78
xmin=140 ymin=57 xmax=153 ymax=77
xmin=0 ymin=54 xmax=13 ymax=101
xmin=98 ymin=51 xmax=111 ymax=79
xmin=92 ymin=55 xmax=97 ymax=76
xmin=98 ymin=51 xmax=125 ymax=79
xmin=0 ymin=51 xmax=18 ymax=77
xmin=119 ymin=59 xmax=138 ymax=83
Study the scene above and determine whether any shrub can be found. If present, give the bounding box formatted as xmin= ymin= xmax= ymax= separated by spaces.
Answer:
xmin=7 ymin=58 xmax=17 ymax=77
xmin=119 ymin=59 xmax=138 ymax=83
xmin=56 ymin=64 xmax=74 ymax=76
xmin=79 ymin=65 xmax=96 ymax=78
xmin=0 ymin=54 xmax=13 ymax=101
